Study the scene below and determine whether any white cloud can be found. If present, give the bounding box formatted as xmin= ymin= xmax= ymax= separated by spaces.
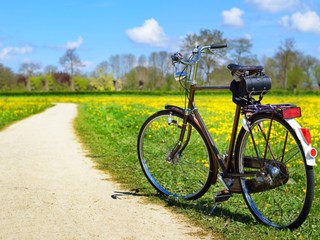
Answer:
xmin=247 ymin=0 xmax=300 ymax=12
xmin=222 ymin=8 xmax=244 ymax=27
xmin=280 ymin=11 xmax=320 ymax=34
xmin=126 ymin=18 xmax=168 ymax=47
xmin=0 ymin=45 xmax=32 ymax=60
xmin=66 ymin=36 xmax=83 ymax=49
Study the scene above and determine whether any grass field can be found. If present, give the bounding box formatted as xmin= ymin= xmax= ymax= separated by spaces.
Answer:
xmin=0 ymin=97 xmax=53 ymax=130
xmin=1 ymin=93 xmax=319 ymax=239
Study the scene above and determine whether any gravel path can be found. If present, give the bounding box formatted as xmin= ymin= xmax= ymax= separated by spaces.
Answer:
xmin=0 ymin=103 xmax=216 ymax=240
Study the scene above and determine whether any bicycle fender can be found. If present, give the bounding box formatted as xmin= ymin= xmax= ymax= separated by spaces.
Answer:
xmin=164 ymin=104 xmax=185 ymax=115
xmin=285 ymin=119 xmax=317 ymax=166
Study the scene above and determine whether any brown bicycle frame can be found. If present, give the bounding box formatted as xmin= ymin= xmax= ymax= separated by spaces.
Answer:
xmin=166 ymin=83 xmax=243 ymax=179
xmin=188 ymin=84 xmax=241 ymax=175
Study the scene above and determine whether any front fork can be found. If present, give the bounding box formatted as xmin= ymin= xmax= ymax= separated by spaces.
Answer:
xmin=166 ymin=105 xmax=222 ymax=190
xmin=165 ymin=109 xmax=193 ymax=163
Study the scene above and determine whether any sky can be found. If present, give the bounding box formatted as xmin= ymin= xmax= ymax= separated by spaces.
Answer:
xmin=0 ymin=0 xmax=320 ymax=73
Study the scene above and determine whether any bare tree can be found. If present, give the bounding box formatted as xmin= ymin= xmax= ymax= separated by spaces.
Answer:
xmin=109 ymin=55 xmax=121 ymax=79
xmin=275 ymin=38 xmax=297 ymax=89
xmin=121 ymin=54 xmax=137 ymax=75
xmin=181 ymin=29 xmax=227 ymax=84
xmin=96 ymin=61 xmax=109 ymax=75
xmin=59 ymin=49 xmax=83 ymax=91
xmin=148 ymin=52 xmax=167 ymax=88
xmin=19 ymin=62 xmax=41 ymax=76
xmin=138 ymin=54 xmax=147 ymax=66
xmin=44 ymin=65 xmax=58 ymax=74
xmin=229 ymin=38 xmax=258 ymax=65
xmin=154 ymin=51 xmax=171 ymax=76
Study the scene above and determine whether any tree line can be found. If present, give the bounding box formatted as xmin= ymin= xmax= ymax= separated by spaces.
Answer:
xmin=0 ymin=29 xmax=319 ymax=92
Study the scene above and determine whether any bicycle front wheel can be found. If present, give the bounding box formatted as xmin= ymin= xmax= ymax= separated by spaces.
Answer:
xmin=235 ymin=113 xmax=314 ymax=229
xmin=137 ymin=110 xmax=214 ymax=200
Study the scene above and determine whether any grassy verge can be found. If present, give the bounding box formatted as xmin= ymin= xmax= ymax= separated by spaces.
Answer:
xmin=73 ymin=95 xmax=320 ymax=240
xmin=0 ymin=97 xmax=53 ymax=130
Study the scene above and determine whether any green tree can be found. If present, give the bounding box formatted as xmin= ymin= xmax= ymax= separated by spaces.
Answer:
xmin=28 ymin=76 xmax=42 ymax=91
xmin=287 ymin=67 xmax=305 ymax=92
xmin=315 ymin=66 xmax=320 ymax=88
xmin=208 ymin=65 xmax=231 ymax=85
xmin=263 ymin=57 xmax=280 ymax=88
xmin=73 ymin=75 xmax=90 ymax=91
xmin=90 ymin=65 xmax=114 ymax=91
xmin=0 ymin=64 xmax=15 ymax=91
xmin=122 ymin=68 xmax=138 ymax=90
xmin=90 ymin=74 xmax=114 ymax=91
xmin=19 ymin=62 xmax=41 ymax=91
xmin=298 ymin=54 xmax=319 ymax=89
xmin=123 ymin=66 xmax=150 ymax=90
xmin=164 ymin=73 xmax=180 ymax=91
xmin=43 ymin=65 xmax=58 ymax=91
xmin=44 ymin=73 xmax=56 ymax=91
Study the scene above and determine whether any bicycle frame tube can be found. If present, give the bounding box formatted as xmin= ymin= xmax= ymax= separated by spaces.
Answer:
xmin=186 ymin=84 xmax=242 ymax=173
xmin=226 ymin=104 xmax=241 ymax=169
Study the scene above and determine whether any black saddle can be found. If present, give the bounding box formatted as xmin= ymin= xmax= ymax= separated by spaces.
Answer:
xmin=227 ymin=64 xmax=264 ymax=78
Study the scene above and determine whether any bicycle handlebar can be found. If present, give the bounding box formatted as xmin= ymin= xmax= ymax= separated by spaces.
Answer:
xmin=209 ymin=43 xmax=228 ymax=49
xmin=172 ymin=43 xmax=227 ymax=65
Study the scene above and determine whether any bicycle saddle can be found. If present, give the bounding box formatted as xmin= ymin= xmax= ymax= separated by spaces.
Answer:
xmin=228 ymin=64 xmax=264 ymax=79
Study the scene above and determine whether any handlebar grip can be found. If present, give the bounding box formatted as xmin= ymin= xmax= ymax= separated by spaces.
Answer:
xmin=210 ymin=43 xmax=227 ymax=49
xmin=171 ymin=52 xmax=183 ymax=62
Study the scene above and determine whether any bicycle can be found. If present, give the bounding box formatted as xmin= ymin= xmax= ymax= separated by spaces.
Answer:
xmin=137 ymin=44 xmax=317 ymax=229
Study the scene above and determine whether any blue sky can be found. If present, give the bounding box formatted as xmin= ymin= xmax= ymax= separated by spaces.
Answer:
xmin=0 ymin=0 xmax=319 ymax=73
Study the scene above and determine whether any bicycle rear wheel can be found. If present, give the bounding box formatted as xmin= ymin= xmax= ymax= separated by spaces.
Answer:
xmin=137 ymin=110 xmax=214 ymax=200
xmin=235 ymin=113 xmax=314 ymax=229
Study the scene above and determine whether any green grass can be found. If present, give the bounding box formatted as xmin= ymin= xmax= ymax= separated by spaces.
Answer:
xmin=73 ymin=98 xmax=320 ymax=240
xmin=0 ymin=97 xmax=53 ymax=130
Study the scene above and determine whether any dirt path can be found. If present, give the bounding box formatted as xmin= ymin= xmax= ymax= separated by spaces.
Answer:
xmin=0 ymin=103 xmax=217 ymax=240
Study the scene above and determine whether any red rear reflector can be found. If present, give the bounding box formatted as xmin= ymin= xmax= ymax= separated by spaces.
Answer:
xmin=309 ymin=148 xmax=317 ymax=158
xmin=300 ymin=128 xmax=312 ymax=145
xmin=282 ymin=107 xmax=301 ymax=119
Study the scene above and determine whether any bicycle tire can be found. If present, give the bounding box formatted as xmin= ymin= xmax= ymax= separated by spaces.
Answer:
xmin=137 ymin=109 xmax=214 ymax=200
xmin=235 ymin=113 xmax=314 ymax=229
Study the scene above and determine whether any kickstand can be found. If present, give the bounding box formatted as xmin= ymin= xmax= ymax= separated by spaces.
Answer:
xmin=209 ymin=174 xmax=232 ymax=215
xmin=209 ymin=202 xmax=219 ymax=215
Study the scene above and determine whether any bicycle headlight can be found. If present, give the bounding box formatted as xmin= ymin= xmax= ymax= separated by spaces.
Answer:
xmin=174 ymin=71 xmax=187 ymax=81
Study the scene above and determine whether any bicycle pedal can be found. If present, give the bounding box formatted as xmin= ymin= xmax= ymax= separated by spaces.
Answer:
xmin=214 ymin=190 xmax=232 ymax=203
